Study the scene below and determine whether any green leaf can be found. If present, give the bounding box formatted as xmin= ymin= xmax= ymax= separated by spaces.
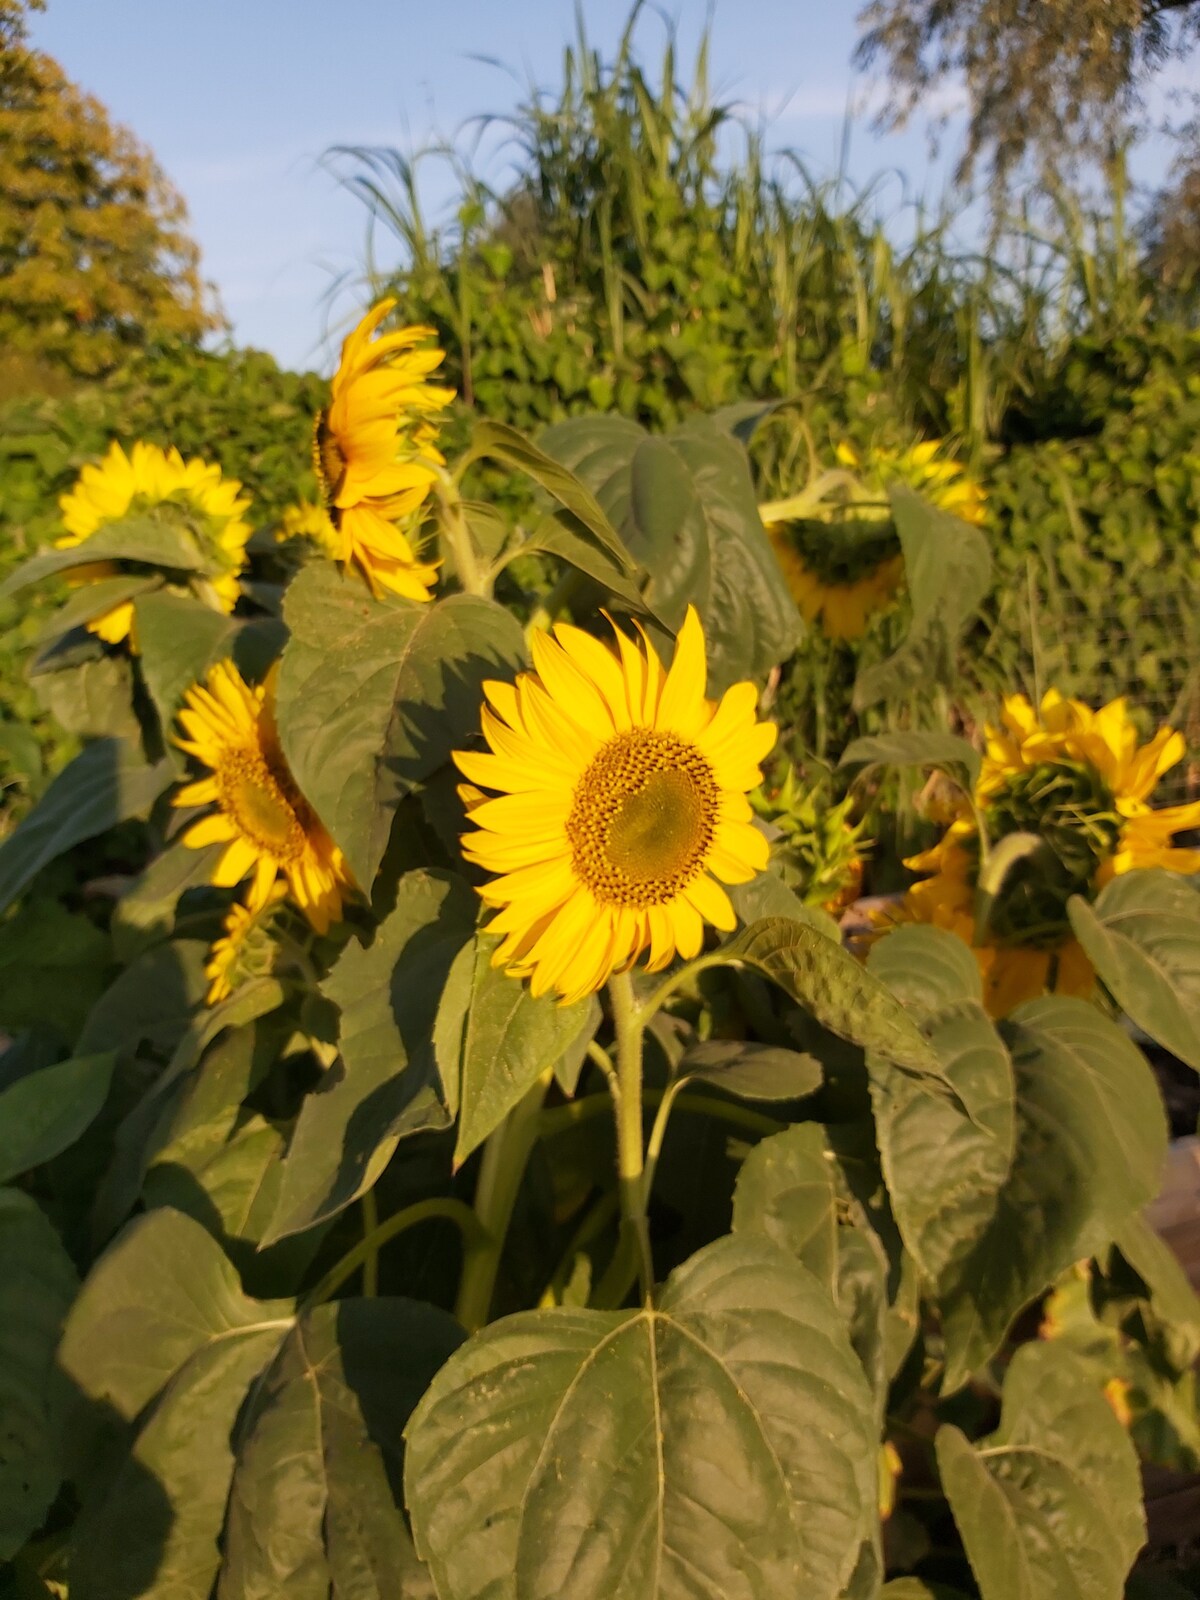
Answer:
xmin=729 ymin=868 xmax=842 ymax=938
xmin=840 ymin=731 xmax=982 ymax=790
xmin=937 ymin=1342 xmax=1144 ymax=1600
xmin=59 ymin=1206 xmax=291 ymax=1430
xmin=0 ymin=897 xmax=110 ymax=1040
xmin=70 ymin=1329 xmax=284 ymax=1600
xmin=110 ymin=839 xmax=223 ymax=961
xmin=1068 ymin=869 xmax=1200 ymax=1071
xmin=732 ymin=1122 xmax=838 ymax=1285
xmin=1112 ymin=1212 xmax=1200 ymax=1370
xmin=0 ymin=739 xmax=173 ymax=915
xmin=717 ymin=917 xmax=944 ymax=1082
xmin=133 ymin=591 xmax=239 ymax=732
xmin=939 ymin=997 xmax=1167 ymax=1389
xmin=541 ymin=413 xmax=802 ymax=691
xmin=77 ymin=939 xmax=208 ymax=1059
xmin=853 ymin=485 xmax=991 ymax=710
xmin=218 ymin=1299 xmax=462 ymax=1598
xmin=405 ymin=1234 xmax=878 ymax=1600
xmin=524 ymin=510 xmax=654 ymax=617
xmin=437 ymin=934 xmax=599 ymax=1167
xmin=277 ymin=566 xmax=525 ymax=889
xmin=32 ymin=650 xmax=144 ymax=743
xmin=678 ymin=1040 xmax=824 ymax=1102
xmin=881 ymin=1583 xmax=970 ymax=1599
xmin=0 ymin=509 xmax=215 ymax=598
xmin=464 ymin=419 xmax=636 ymax=573
xmin=34 ymin=573 xmax=163 ymax=647
xmin=0 ymin=1190 xmax=77 ymax=1561
xmin=867 ymin=929 xmax=1015 ymax=1291
xmin=265 ymin=869 xmax=477 ymax=1243
xmin=0 ymin=1052 xmax=116 ymax=1184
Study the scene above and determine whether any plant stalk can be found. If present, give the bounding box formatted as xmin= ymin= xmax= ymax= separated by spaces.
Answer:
xmin=607 ymin=969 xmax=654 ymax=1305
xmin=454 ymin=1072 xmax=551 ymax=1331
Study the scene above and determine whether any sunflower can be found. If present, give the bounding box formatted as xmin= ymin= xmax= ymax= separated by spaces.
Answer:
xmin=174 ymin=659 xmax=354 ymax=934
xmin=894 ymin=690 xmax=1200 ymax=1015
xmin=313 ymin=298 xmax=454 ymax=602
xmin=275 ymin=500 xmax=341 ymax=561
xmin=57 ymin=440 xmax=251 ymax=645
xmin=762 ymin=438 xmax=985 ymax=641
xmin=205 ymin=882 xmax=286 ymax=1004
xmin=456 ymin=607 xmax=776 ymax=1004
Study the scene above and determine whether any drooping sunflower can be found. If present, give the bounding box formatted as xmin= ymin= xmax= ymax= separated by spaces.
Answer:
xmin=761 ymin=438 xmax=985 ymax=641
xmin=174 ymin=659 xmax=354 ymax=934
xmin=894 ymin=690 xmax=1200 ymax=1016
xmin=57 ymin=440 xmax=251 ymax=645
xmin=456 ymin=607 xmax=776 ymax=1004
xmin=204 ymin=882 xmax=286 ymax=1004
xmin=312 ymin=298 xmax=454 ymax=602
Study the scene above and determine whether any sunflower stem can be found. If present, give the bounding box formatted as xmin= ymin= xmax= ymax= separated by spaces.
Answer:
xmin=302 ymin=1196 xmax=487 ymax=1309
xmin=454 ymin=1072 xmax=551 ymax=1332
xmin=436 ymin=481 xmax=490 ymax=599
xmin=607 ymin=970 xmax=655 ymax=1305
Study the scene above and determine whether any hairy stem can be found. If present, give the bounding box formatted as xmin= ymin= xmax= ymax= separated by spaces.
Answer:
xmin=608 ymin=969 xmax=654 ymax=1304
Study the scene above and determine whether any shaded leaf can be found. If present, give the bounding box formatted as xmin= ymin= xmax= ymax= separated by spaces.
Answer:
xmin=405 ymin=1234 xmax=878 ymax=1600
xmin=718 ymin=917 xmax=944 ymax=1082
xmin=0 ymin=1052 xmax=116 ymax=1184
xmin=853 ymin=486 xmax=991 ymax=710
xmin=110 ymin=838 xmax=223 ymax=961
xmin=0 ymin=509 xmax=214 ymax=598
xmin=0 ymin=1191 xmax=77 ymax=1561
xmin=219 ymin=1299 xmax=462 ymax=1598
xmin=938 ymin=1342 xmax=1144 ymax=1600
xmin=729 ymin=867 xmax=842 ymax=937
xmin=34 ymin=573 xmax=163 ymax=647
xmin=436 ymin=934 xmax=599 ymax=1166
xmin=265 ymin=869 xmax=477 ymax=1243
xmin=0 ymin=739 xmax=172 ymax=914
xmin=840 ymin=731 xmax=981 ymax=790
xmin=1068 ymin=870 xmax=1200 ymax=1071
xmin=277 ymin=566 xmax=524 ymax=889
xmin=732 ymin=1122 xmax=838 ymax=1285
xmin=679 ymin=1040 xmax=823 ymax=1102
xmin=939 ymin=997 xmax=1167 ymax=1389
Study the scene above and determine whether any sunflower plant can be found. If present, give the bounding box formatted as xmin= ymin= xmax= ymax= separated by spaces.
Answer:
xmin=0 ymin=301 xmax=1198 ymax=1599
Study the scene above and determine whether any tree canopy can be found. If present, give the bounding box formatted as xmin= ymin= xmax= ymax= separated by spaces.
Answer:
xmin=855 ymin=1 xmax=1200 ymax=210
xmin=0 ymin=0 xmax=222 ymax=376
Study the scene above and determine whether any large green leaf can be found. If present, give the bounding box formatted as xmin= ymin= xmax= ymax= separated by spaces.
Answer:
xmin=1112 ymin=1213 xmax=1200 ymax=1371
xmin=405 ymin=1234 xmax=878 ymax=1600
xmin=462 ymin=419 xmax=636 ymax=574
xmin=866 ymin=928 xmax=1015 ymax=1289
xmin=728 ymin=868 xmax=842 ymax=937
xmin=0 ymin=1052 xmax=116 ymax=1184
xmin=1068 ymin=869 xmax=1200 ymax=1071
xmin=277 ymin=566 xmax=524 ymax=889
xmin=110 ymin=838 xmax=223 ymax=961
xmin=59 ymin=1206 xmax=292 ymax=1431
xmin=937 ymin=1342 xmax=1144 ymax=1600
xmin=436 ymin=933 xmax=598 ymax=1166
xmin=0 ymin=897 xmax=110 ymax=1040
xmin=218 ymin=1300 xmax=461 ymax=1598
xmin=0 ymin=1191 xmax=77 ymax=1561
xmin=853 ymin=485 xmax=991 ymax=710
xmin=134 ymin=591 xmax=285 ymax=735
xmin=0 ymin=739 xmax=173 ymax=915
xmin=70 ymin=1329 xmax=284 ymax=1600
xmin=938 ymin=996 xmax=1167 ymax=1389
xmin=732 ymin=1122 xmax=838 ymax=1286
xmin=34 ymin=572 xmax=163 ymax=647
xmin=716 ymin=917 xmax=944 ymax=1082
xmin=264 ymin=869 xmax=477 ymax=1243
xmin=540 ymin=413 xmax=801 ymax=691
xmin=0 ymin=509 xmax=215 ymax=598
xmin=839 ymin=731 xmax=981 ymax=791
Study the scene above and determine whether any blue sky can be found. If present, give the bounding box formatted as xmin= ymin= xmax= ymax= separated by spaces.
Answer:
xmin=28 ymin=1 xmax=1166 ymax=373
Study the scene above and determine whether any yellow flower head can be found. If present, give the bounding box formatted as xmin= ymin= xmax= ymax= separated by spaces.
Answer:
xmin=174 ymin=659 xmax=354 ymax=934
xmin=57 ymin=440 xmax=252 ymax=645
xmin=764 ymin=437 xmax=984 ymax=642
xmin=205 ymin=882 xmax=286 ymax=1004
xmin=313 ymin=299 xmax=454 ymax=602
xmin=456 ymin=607 xmax=776 ymax=1004
xmin=894 ymin=689 xmax=1200 ymax=1015
xmin=276 ymin=500 xmax=341 ymax=561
